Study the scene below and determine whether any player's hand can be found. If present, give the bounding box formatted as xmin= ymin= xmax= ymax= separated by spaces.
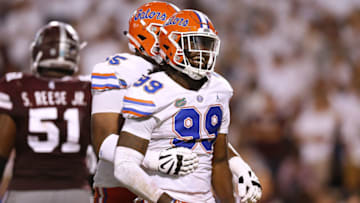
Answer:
xmin=229 ymin=156 xmax=262 ymax=203
xmin=235 ymin=170 xmax=262 ymax=203
xmin=158 ymin=147 xmax=199 ymax=176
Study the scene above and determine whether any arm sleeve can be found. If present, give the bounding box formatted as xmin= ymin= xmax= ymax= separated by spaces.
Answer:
xmin=114 ymin=146 xmax=164 ymax=202
xmin=121 ymin=116 xmax=157 ymax=140
xmin=90 ymin=61 xmax=127 ymax=114
xmin=218 ymin=94 xmax=232 ymax=134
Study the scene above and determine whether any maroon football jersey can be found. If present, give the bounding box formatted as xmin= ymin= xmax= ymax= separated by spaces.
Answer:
xmin=0 ymin=72 xmax=92 ymax=190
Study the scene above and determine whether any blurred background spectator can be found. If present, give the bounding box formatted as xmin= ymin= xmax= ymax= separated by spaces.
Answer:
xmin=1 ymin=0 xmax=360 ymax=202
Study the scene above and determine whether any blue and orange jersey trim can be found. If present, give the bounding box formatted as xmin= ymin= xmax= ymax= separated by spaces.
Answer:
xmin=91 ymin=72 xmax=128 ymax=90
xmin=122 ymin=107 xmax=152 ymax=117
xmin=123 ymin=96 xmax=155 ymax=107
xmin=91 ymin=84 xmax=120 ymax=90
xmin=91 ymin=73 xmax=117 ymax=79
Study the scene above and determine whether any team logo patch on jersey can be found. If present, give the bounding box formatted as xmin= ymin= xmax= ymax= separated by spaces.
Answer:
xmin=175 ymin=98 xmax=186 ymax=107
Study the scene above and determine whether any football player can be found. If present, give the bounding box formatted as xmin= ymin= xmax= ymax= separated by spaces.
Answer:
xmin=0 ymin=21 xmax=92 ymax=203
xmin=91 ymin=2 xmax=199 ymax=203
xmin=112 ymin=9 xmax=260 ymax=203
xmin=92 ymin=2 xmax=261 ymax=203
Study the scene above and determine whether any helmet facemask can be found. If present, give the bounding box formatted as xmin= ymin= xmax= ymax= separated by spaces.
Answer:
xmin=33 ymin=40 xmax=80 ymax=75
xmin=169 ymin=32 xmax=220 ymax=80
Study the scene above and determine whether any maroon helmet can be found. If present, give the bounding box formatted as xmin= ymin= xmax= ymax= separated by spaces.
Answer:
xmin=31 ymin=21 xmax=85 ymax=76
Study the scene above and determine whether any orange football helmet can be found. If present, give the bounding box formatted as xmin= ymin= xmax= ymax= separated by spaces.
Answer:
xmin=159 ymin=9 xmax=220 ymax=80
xmin=126 ymin=1 xmax=180 ymax=63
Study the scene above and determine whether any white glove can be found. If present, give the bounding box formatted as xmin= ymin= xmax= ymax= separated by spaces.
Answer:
xmin=229 ymin=156 xmax=262 ymax=203
xmin=158 ymin=147 xmax=199 ymax=176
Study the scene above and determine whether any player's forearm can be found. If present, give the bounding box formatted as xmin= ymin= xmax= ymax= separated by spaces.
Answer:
xmin=212 ymin=134 xmax=235 ymax=202
xmin=91 ymin=112 xmax=121 ymax=156
xmin=0 ymin=156 xmax=7 ymax=181
xmin=212 ymin=159 xmax=235 ymax=202
xmin=0 ymin=113 xmax=15 ymax=178
xmin=114 ymin=146 xmax=165 ymax=202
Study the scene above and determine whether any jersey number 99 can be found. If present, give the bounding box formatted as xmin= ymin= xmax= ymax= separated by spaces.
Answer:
xmin=172 ymin=106 xmax=222 ymax=153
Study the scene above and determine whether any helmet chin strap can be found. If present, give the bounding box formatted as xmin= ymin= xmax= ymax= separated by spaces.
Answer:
xmin=169 ymin=61 xmax=204 ymax=80
xmin=128 ymin=43 xmax=137 ymax=53
xmin=180 ymin=54 xmax=207 ymax=80
xmin=187 ymin=71 xmax=204 ymax=80
xmin=152 ymin=55 xmax=163 ymax=64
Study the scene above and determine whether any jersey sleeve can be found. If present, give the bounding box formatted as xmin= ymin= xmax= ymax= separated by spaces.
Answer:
xmin=0 ymin=73 xmax=22 ymax=116
xmin=121 ymin=76 xmax=158 ymax=119
xmin=218 ymin=96 xmax=231 ymax=134
xmin=121 ymin=116 xmax=157 ymax=140
xmin=91 ymin=53 xmax=153 ymax=94
xmin=90 ymin=54 xmax=130 ymax=114
xmin=91 ymin=60 xmax=127 ymax=93
xmin=215 ymin=74 xmax=234 ymax=135
xmin=120 ymin=75 xmax=162 ymax=139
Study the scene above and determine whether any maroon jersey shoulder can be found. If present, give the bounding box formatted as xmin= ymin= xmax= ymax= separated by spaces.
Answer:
xmin=1 ymin=73 xmax=92 ymax=190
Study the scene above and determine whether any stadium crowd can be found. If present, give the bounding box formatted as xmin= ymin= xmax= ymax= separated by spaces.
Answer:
xmin=1 ymin=0 xmax=360 ymax=202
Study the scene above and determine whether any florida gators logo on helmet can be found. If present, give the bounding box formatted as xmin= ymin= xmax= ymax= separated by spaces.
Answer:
xmin=126 ymin=1 xmax=180 ymax=63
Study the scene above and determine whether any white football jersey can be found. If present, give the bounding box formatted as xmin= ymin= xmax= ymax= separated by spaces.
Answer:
xmin=91 ymin=53 xmax=154 ymax=187
xmin=121 ymin=71 xmax=233 ymax=202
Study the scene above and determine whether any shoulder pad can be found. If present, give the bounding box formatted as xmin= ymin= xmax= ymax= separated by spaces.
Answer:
xmin=121 ymin=78 xmax=158 ymax=118
xmin=77 ymin=74 xmax=91 ymax=82
xmin=105 ymin=53 xmax=130 ymax=65
xmin=91 ymin=53 xmax=154 ymax=92
xmin=91 ymin=61 xmax=127 ymax=92
xmin=211 ymin=72 xmax=233 ymax=94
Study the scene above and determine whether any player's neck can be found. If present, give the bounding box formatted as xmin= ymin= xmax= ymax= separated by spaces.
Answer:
xmin=136 ymin=51 xmax=157 ymax=66
xmin=165 ymin=67 xmax=207 ymax=91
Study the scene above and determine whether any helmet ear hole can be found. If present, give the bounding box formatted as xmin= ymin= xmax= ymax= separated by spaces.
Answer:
xmin=163 ymin=44 xmax=169 ymax=50
xmin=127 ymin=1 xmax=180 ymax=59
xmin=138 ymin=34 xmax=146 ymax=40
